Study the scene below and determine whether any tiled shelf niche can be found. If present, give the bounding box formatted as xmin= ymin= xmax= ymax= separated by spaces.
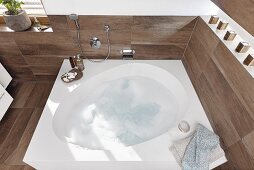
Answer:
xmin=0 ymin=23 xmax=53 ymax=32
xmin=201 ymin=16 xmax=254 ymax=78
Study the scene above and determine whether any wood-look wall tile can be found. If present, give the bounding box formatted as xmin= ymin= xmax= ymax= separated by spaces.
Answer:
xmin=37 ymin=43 xmax=78 ymax=55
xmin=132 ymin=44 xmax=184 ymax=59
xmin=0 ymin=32 xmax=15 ymax=43
xmin=183 ymin=16 xmax=254 ymax=169
xmin=16 ymin=44 xmax=40 ymax=55
xmin=212 ymin=42 xmax=254 ymax=119
xmin=0 ymin=55 xmax=27 ymax=66
xmin=182 ymin=46 xmax=202 ymax=80
xmin=132 ymin=16 xmax=196 ymax=31
xmin=197 ymin=73 xmax=240 ymax=147
xmin=194 ymin=18 xmax=220 ymax=52
xmin=23 ymin=55 xmax=66 ymax=66
xmin=83 ymin=43 xmax=130 ymax=59
xmin=0 ymin=43 xmax=22 ymax=55
xmin=203 ymin=59 xmax=254 ymax=138
xmin=18 ymin=43 xmax=78 ymax=55
xmin=183 ymin=17 xmax=254 ymax=169
xmin=30 ymin=65 xmax=61 ymax=76
xmin=227 ymin=141 xmax=254 ymax=169
xmin=67 ymin=16 xmax=133 ymax=30
xmin=185 ymin=70 xmax=217 ymax=135
xmin=13 ymin=31 xmax=73 ymax=45
xmin=48 ymin=15 xmax=69 ymax=31
xmin=131 ymin=30 xmax=191 ymax=45
xmin=242 ymin=131 xmax=254 ymax=160
xmin=3 ymin=65 xmax=35 ymax=81
xmin=131 ymin=17 xmax=196 ymax=59
xmin=35 ymin=75 xmax=57 ymax=81
xmin=187 ymin=31 xmax=213 ymax=71
xmin=0 ymin=16 xmax=196 ymax=81
xmin=69 ymin=30 xmax=131 ymax=45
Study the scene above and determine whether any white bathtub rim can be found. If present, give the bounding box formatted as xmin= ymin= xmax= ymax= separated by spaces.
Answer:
xmin=23 ymin=60 xmax=227 ymax=169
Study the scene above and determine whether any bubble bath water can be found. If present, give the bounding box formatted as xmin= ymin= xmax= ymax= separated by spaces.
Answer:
xmin=64 ymin=76 xmax=179 ymax=149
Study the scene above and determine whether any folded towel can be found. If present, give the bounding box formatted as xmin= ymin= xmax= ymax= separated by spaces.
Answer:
xmin=169 ymin=124 xmax=225 ymax=170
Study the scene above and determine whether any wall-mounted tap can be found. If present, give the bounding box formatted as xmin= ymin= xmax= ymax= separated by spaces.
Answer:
xmin=89 ymin=37 xmax=101 ymax=49
xmin=89 ymin=25 xmax=110 ymax=49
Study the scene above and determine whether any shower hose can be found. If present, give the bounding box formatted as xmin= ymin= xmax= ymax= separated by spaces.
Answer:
xmin=75 ymin=25 xmax=111 ymax=63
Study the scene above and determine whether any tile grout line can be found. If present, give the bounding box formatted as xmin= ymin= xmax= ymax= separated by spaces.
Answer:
xmin=182 ymin=17 xmax=199 ymax=58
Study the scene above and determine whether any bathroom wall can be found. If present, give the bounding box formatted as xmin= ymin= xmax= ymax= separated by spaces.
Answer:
xmin=183 ymin=17 xmax=254 ymax=169
xmin=41 ymin=0 xmax=218 ymax=16
xmin=212 ymin=0 xmax=254 ymax=36
xmin=1 ymin=14 xmax=254 ymax=170
xmin=0 ymin=16 xmax=196 ymax=81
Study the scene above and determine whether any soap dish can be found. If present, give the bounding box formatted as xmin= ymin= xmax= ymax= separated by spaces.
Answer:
xmin=61 ymin=68 xmax=83 ymax=83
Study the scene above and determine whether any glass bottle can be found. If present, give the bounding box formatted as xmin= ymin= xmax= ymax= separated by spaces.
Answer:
xmin=74 ymin=54 xmax=84 ymax=71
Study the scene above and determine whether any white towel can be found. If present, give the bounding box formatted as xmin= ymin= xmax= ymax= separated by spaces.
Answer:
xmin=169 ymin=127 xmax=225 ymax=169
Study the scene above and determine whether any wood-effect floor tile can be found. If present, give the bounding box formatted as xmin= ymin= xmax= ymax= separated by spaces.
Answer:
xmin=0 ymin=108 xmax=33 ymax=163
xmin=1 ymin=81 xmax=51 ymax=169
xmin=7 ymin=82 xmax=36 ymax=108
xmin=242 ymin=131 xmax=254 ymax=160
xmin=5 ymin=108 xmax=44 ymax=165
xmin=226 ymin=141 xmax=254 ymax=170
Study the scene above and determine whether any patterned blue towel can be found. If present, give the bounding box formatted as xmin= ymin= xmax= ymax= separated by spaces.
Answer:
xmin=182 ymin=124 xmax=220 ymax=170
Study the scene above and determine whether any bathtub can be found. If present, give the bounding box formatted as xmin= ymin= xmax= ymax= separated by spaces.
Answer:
xmin=24 ymin=60 xmax=227 ymax=170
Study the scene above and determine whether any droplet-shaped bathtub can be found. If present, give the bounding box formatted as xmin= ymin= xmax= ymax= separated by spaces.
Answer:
xmin=52 ymin=63 xmax=188 ymax=150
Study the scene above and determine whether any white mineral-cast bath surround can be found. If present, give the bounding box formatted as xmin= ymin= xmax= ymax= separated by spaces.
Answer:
xmin=24 ymin=60 xmax=227 ymax=170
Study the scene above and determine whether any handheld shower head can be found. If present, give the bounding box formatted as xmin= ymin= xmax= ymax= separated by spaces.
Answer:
xmin=69 ymin=13 xmax=80 ymax=30
xmin=69 ymin=13 xmax=78 ymax=20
